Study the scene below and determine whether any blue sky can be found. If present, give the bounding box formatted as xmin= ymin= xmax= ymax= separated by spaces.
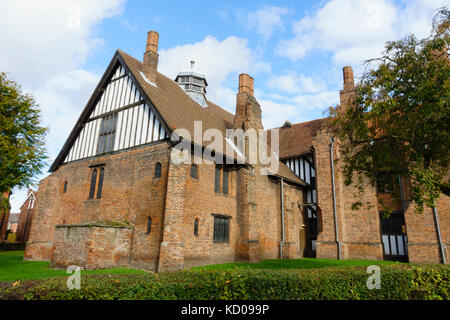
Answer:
xmin=0 ymin=0 xmax=446 ymax=210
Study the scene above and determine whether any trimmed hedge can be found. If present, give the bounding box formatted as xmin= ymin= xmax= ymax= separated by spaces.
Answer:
xmin=0 ymin=265 xmax=448 ymax=300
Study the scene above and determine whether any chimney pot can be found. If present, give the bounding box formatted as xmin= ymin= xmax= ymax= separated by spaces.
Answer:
xmin=146 ymin=31 xmax=159 ymax=54
xmin=340 ymin=66 xmax=356 ymax=108
xmin=343 ymin=66 xmax=354 ymax=88
xmin=143 ymin=31 xmax=159 ymax=84
xmin=238 ymin=73 xmax=254 ymax=96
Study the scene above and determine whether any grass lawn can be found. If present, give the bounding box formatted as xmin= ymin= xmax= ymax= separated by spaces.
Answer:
xmin=191 ymin=257 xmax=401 ymax=271
xmin=0 ymin=250 xmax=147 ymax=282
xmin=0 ymin=250 xmax=404 ymax=282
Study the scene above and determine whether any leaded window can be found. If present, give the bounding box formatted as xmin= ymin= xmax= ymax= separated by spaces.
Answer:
xmin=97 ymin=113 xmax=118 ymax=154
xmin=155 ymin=162 xmax=162 ymax=179
xmin=96 ymin=168 xmax=104 ymax=199
xmin=88 ymin=166 xmax=105 ymax=200
xmin=88 ymin=169 xmax=97 ymax=199
xmin=215 ymin=165 xmax=230 ymax=194
xmin=213 ymin=215 xmax=230 ymax=243
xmin=194 ymin=218 xmax=199 ymax=236
xmin=222 ymin=169 xmax=229 ymax=194
xmin=146 ymin=217 xmax=152 ymax=235
xmin=191 ymin=164 xmax=198 ymax=179
xmin=214 ymin=165 xmax=221 ymax=193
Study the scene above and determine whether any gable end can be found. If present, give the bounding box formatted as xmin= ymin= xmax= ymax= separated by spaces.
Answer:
xmin=50 ymin=51 xmax=170 ymax=172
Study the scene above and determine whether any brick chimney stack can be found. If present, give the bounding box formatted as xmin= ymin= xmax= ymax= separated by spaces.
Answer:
xmin=234 ymin=74 xmax=262 ymax=264
xmin=340 ymin=66 xmax=356 ymax=108
xmin=342 ymin=66 xmax=354 ymax=90
xmin=233 ymin=73 xmax=262 ymax=131
xmin=143 ymin=31 xmax=159 ymax=84
xmin=239 ymin=73 xmax=254 ymax=96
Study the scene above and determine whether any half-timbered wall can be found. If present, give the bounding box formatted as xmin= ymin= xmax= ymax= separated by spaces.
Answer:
xmin=283 ymin=156 xmax=316 ymax=204
xmin=283 ymin=155 xmax=318 ymax=251
xmin=283 ymin=156 xmax=315 ymax=188
xmin=64 ymin=64 xmax=168 ymax=163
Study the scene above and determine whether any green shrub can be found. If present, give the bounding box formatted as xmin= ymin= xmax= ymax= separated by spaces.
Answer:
xmin=0 ymin=265 xmax=448 ymax=300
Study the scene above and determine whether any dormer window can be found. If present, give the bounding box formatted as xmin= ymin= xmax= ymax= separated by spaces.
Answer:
xmin=282 ymin=121 xmax=292 ymax=128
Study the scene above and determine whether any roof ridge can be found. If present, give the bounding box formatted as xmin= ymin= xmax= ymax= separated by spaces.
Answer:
xmin=117 ymin=49 xmax=233 ymax=116
xmin=52 ymin=49 xmax=303 ymax=185
xmin=284 ymin=118 xmax=326 ymax=128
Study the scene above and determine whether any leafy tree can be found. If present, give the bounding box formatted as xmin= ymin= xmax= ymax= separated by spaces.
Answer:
xmin=0 ymin=72 xmax=48 ymax=210
xmin=328 ymin=8 xmax=449 ymax=213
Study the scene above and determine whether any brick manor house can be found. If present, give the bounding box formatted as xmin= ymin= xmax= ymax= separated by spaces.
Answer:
xmin=24 ymin=31 xmax=448 ymax=271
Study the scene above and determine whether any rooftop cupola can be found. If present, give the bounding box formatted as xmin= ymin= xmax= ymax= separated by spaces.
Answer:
xmin=175 ymin=60 xmax=208 ymax=107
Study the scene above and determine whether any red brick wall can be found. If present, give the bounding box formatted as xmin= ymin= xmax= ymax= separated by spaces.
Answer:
xmin=25 ymin=142 xmax=171 ymax=271
xmin=313 ymin=129 xmax=384 ymax=261
xmin=26 ymin=140 xmax=306 ymax=271
xmin=404 ymin=193 xmax=449 ymax=264
xmin=51 ymin=226 xmax=133 ymax=269
xmin=158 ymin=151 xmax=306 ymax=271
xmin=313 ymin=126 xmax=449 ymax=264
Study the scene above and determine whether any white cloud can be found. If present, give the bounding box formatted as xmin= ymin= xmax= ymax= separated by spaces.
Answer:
xmin=259 ymin=99 xmax=299 ymax=129
xmin=259 ymin=89 xmax=339 ymax=129
xmin=158 ymin=35 xmax=270 ymax=111
xmin=262 ymin=71 xmax=337 ymax=127
xmin=267 ymin=73 xmax=326 ymax=94
xmin=291 ymin=91 xmax=339 ymax=113
xmin=0 ymin=0 xmax=126 ymax=211
xmin=33 ymin=70 xmax=100 ymax=154
xmin=0 ymin=1 xmax=125 ymax=80
xmin=276 ymin=0 xmax=446 ymax=67
xmin=247 ymin=6 xmax=289 ymax=39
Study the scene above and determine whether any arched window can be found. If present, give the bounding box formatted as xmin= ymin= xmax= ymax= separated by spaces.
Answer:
xmin=63 ymin=181 xmax=68 ymax=193
xmin=194 ymin=218 xmax=199 ymax=236
xmin=89 ymin=169 xmax=97 ymax=199
xmin=96 ymin=168 xmax=104 ymax=199
xmin=146 ymin=217 xmax=152 ymax=235
xmin=154 ymin=162 xmax=162 ymax=179
xmin=191 ymin=164 xmax=198 ymax=179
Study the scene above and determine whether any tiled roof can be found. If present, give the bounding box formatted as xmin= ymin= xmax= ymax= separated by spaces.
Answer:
xmin=49 ymin=49 xmax=306 ymax=186
xmin=119 ymin=50 xmax=305 ymax=186
xmin=269 ymin=118 xmax=327 ymax=159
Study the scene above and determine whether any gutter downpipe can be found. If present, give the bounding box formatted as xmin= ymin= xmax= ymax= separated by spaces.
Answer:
xmin=432 ymin=206 xmax=447 ymax=264
xmin=330 ymin=138 xmax=341 ymax=260
xmin=280 ymin=178 xmax=285 ymax=259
